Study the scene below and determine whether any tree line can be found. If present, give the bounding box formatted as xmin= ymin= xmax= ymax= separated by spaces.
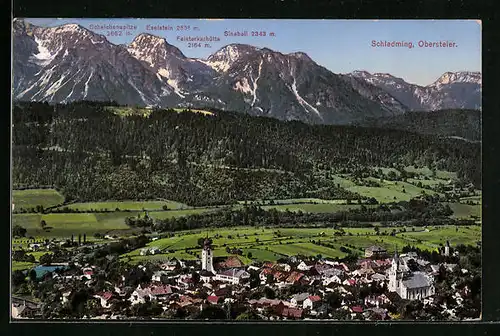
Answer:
xmin=149 ymin=199 xmax=470 ymax=232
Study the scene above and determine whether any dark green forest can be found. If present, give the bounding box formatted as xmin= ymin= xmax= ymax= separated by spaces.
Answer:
xmin=355 ymin=109 xmax=481 ymax=142
xmin=12 ymin=101 xmax=481 ymax=206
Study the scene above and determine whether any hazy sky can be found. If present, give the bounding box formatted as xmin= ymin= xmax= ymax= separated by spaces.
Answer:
xmin=24 ymin=18 xmax=481 ymax=86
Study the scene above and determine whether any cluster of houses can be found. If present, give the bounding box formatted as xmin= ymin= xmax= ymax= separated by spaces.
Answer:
xmin=12 ymin=240 xmax=471 ymax=320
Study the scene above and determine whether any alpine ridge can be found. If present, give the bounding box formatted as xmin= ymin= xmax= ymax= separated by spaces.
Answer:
xmin=347 ymin=70 xmax=481 ymax=111
xmin=12 ymin=19 xmax=481 ymax=124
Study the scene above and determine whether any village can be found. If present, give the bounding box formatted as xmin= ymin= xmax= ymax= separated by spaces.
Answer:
xmin=11 ymin=235 xmax=480 ymax=321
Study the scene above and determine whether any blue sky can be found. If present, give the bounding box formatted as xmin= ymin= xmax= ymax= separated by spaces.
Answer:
xmin=24 ymin=19 xmax=481 ymax=86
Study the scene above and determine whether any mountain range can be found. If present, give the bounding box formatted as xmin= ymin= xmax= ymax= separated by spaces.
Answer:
xmin=12 ymin=19 xmax=481 ymax=124
xmin=347 ymin=70 xmax=482 ymax=111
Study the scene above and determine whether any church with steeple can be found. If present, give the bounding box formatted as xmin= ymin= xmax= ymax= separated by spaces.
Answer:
xmin=388 ymin=250 xmax=435 ymax=300
xmin=201 ymin=237 xmax=214 ymax=273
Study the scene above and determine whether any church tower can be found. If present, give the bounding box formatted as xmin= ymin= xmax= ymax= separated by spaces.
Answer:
xmin=388 ymin=249 xmax=402 ymax=294
xmin=444 ymin=240 xmax=450 ymax=257
xmin=201 ymin=238 xmax=214 ymax=273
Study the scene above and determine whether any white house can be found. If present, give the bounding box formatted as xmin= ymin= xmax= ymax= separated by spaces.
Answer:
xmin=297 ymin=261 xmax=315 ymax=271
xmin=177 ymin=274 xmax=194 ymax=288
xmin=290 ymin=292 xmax=310 ymax=307
xmin=322 ymin=275 xmax=343 ymax=286
xmin=61 ymin=290 xmax=72 ymax=304
xmin=129 ymin=287 xmax=149 ymax=305
xmin=199 ymin=270 xmax=216 ymax=283
xmin=276 ymin=263 xmax=292 ymax=272
xmin=215 ymin=268 xmax=250 ymax=285
xmin=150 ymin=247 xmax=161 ymax=255
xmin=29 ymin=243 xmax=42 ymax=251
xmin=276 ymin=281 xmax=291 ymax=289
xmin=303 ymin=295 xmax=321 ymax=310
xmin=364 ymin=294 xmax=391 ymax=308
xmin=370 ymin=273 xmax=387 ymax=282
xmin=152 ymin=271 xmax=169 ymax=283
xmin=160 ymin=260 xmax=179 ymax=271
xmin=323 ymin=260 xmax=339 ymax=266
xmin=128 ymin=284 xmax=172 ymax=305
xmin=93 ymin=292 xmax=113 ymax=308
xmin=259 ymin=268 xmax=274 ymax=282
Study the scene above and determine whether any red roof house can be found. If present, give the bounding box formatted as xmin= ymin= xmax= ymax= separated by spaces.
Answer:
xmin=275 ymin=302 xmax=304 ymax=319
xmin=350 ymin=306 xmax=364 ymax=313
xmin=207 ymin=295 xmax=221 ymax=304
xmin=286 ymin=271 xmax=304 ymax=284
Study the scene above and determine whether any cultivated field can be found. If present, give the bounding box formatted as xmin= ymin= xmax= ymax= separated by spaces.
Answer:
xmin=12 ymin=189 xmax=65 ymax=209
xmin=56 ymin=200 xmax=189 ymax=211
xmin=261 ymin=203 xmax=373 ymax=213
xmin=404 ymin=166 xmax=457 ymax=181
xmin=11 ymin=183 xmax=481 ymax=269
xmin=120 ymin=225 xmax=481 ymax=264
xmin=12 ymin=261 xmax=36 ymax=271
xmin=12 ymin=212 xmax=136 ymax=237
xmin=12 ymin=208 xmax=218 ymax=238
xmin=346 ymin=178 xmax=442 ymax=203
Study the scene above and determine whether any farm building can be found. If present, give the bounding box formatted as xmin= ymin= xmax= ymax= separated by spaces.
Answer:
xmin=365 ymin=246 xmax=387 ymax=258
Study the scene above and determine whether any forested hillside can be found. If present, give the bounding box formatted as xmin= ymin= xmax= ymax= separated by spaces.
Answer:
xmin=12 ymin=102 xmax=481 ymax=206
xmin=355 ymin=109 xmax=481 ymax=142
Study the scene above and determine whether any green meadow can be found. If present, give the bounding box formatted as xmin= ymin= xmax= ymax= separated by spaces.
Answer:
xmin=447 ymin=202 xmax=481 ymax=219
xmin=57 ymin=200 xmax=189 ymax=211
xmin=13 ymin=189 xmax=65 ymax=209
xmin=12 ymin=212 xmax=135 ymax=237
xmin=11 ymin=185 xmax=481 ymax=266
xmin=261 ymin=203 xmax=371 ymax=213
xmin=120 ymin=225 xmax=481 ymax=264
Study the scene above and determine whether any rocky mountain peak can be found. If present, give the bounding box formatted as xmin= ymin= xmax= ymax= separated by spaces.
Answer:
xmin=206 ymin=44 xmax=260 ymax=72
xmin=430 ymin=71 xmax=482 ymax=87
xmin=351 ymin=70 xmax=372 ymax=78
xmin=128 ymin=33 xmax=185 ymax=63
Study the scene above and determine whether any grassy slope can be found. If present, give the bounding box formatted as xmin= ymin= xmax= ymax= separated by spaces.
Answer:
xmin=447 ymin=203 xmax=482 ymax=219
xmin=12 ymin=212 xmax=135 ymax=237
xmin=58 ymin=200 xmax=189 ymax=211
xmin=12 ymin=261 xmax=36 ymax=271
xmin=13 ymin=189 xmax=65 ymax=209
xmin=12 ymin=207 xmax=217 ymax=238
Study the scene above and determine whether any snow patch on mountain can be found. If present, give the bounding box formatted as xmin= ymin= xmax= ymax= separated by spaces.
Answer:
xmin=234 ymin=77 xmax=252 ymax=95
xmin=289 ymin=76 xmax=321 ymax=117
xmin=46 ymin=73 xmax=68 ymax=96
xmin=32 ymin=37 xmax=56 ymax=66
xmin=157 ymin=68 xmax=170 ymax=78
xmin=205 ymin=59 xmax=232 ymax=72
xmin=430 ymin=71 xmax=482 ymax=88
xmin=167 ymin=79 xmax=185 ymax=98
xmin=128 ymin=80 xmax=149 ymax=105
xmin=83 ymin=71 xmax=94 ymax=98
xmin=250 ymin=59 xmax=263 ymax=106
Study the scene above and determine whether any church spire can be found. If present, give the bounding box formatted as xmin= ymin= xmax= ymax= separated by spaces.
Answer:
xmin=393 ymin=245 xmax=399 ymax=271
